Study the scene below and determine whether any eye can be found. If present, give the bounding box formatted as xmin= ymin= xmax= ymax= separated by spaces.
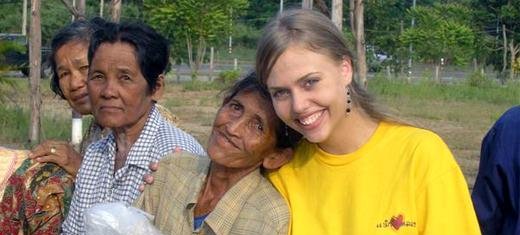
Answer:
xmin=250 ymin=120 xmax=264 ymax=133
xmin=271 ymin=89 xmax=290 ymax=100
xmin=120 ymin=75 xmax=131 ymax=81
xmin=58 ymin=71 xmax=69 ymax=79
xmin=79 ymin=65 xmax=89 ymax=71
xmin=302 ymin=78 xmax=319 ymax=89
xmin=228 ymin=102 xmax=242 ymax=111
xmin=89 ymin=73 xmax=104 ymax=81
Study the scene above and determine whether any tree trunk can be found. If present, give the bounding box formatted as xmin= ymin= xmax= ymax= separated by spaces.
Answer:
xmin=77 ymin=0 xmax=86 ymax=19
xmin=59 ymin=0 xmax=82 ymax=19
xmin=29 ymin=0 xmax=42 ymax=145
xmin=22 ymin=0 xmax=28 ymax=35
xmin=354 ymin=0 xmax=367 ymax=88
xmin=509 ymin=40 xmax=519 ymax=80
xmin=100 ymin=0 xmax=104 ymax=17
xmin=313 ymin=0 xmax=329 ymax=17
xmin=185 ymin=35 xmax=196 ymax=79
xmin=195 ymin=36 xmax=207 ymax=78
xmin=302 ymin=0 xmax=313 ymax=9
xmin=331 ymin=0 xmax=342 ymax=30
xmin=434 ymin=63 xmax=440 ymax=83
xmin=110 ymin=0 xmax=122 ymax=22
xmin=349 ymin=0 xmax=355 ymax=32
xmin=502 ymin=24 xmax=507 ymax=78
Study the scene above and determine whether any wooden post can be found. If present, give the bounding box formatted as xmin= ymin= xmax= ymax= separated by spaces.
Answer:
xmin=234 ymin=58 xmax=238 ymax=71
xmin=28 ymin=0 xmax=42 ymax=145
xmin=209 ymin=47 xmax=214 ymax=81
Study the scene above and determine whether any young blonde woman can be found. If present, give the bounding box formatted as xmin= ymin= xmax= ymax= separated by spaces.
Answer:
xmin=255 ymin=9 xmax=481 ymax=234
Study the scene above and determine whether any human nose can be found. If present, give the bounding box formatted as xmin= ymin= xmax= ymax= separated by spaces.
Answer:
xmin=69 ymin=71 xmax=87 ymax=91
xmin=225 ymin=116 xmax=245 ymax=137
xmin=100 ymin=78 xmax=118 ymax=99
xmin=291 ymin=91 xmax=309 ymax=114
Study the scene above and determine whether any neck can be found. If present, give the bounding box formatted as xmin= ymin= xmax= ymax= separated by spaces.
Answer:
xmin=318 ymin=108 xmax=379 ymax=155
xmin=194 ymin=162 xmax=260 ymax=216
xmin=112 ymin=106 xmax=152 ymax=171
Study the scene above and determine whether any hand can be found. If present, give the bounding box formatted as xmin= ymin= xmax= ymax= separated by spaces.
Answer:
xmin=139 ymin=162 xmax=158 ymax=192
xmin=28 ymin=140 xmax=83 ymax=178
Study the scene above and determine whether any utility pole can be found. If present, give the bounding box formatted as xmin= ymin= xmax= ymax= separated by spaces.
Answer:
xmin=280 ymin=0 xmax=283 ymax=13
xmin=407 ymin=0 xmax=416 ymax=80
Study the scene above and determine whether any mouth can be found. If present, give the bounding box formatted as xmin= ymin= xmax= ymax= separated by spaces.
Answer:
xmin=71 ymin=92 xmax=89 ymax=103
xmin=99 ymin=105 xmax=123 ymax=112
xmin=296 ymin=110 xmax=324 ymax=127
xmin=214 ymin=130 xmax=240 ymax=150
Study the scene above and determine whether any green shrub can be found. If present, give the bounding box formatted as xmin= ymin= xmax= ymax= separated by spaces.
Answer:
xmin=182 ymin=80 xmax=225 ymax=91
xmin=216 ymin=70 xmax=241 ymax=85
xmin=466 ymin=71 xmax=493 ymax=88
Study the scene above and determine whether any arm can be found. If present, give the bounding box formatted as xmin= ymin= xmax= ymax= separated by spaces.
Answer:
xmin=414 ymin=133 xmax=481 ymax=235
xmin=472 ymin=112 xmax=518 ymax=235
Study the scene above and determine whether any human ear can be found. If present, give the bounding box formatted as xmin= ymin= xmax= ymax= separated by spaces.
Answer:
xmin=341 ymin=57 xmax=353 ymax=86
xmin=151 ymin=74 xmax=165 ymax=102
xmin=262 ymin=148 xmax=293 ymax=170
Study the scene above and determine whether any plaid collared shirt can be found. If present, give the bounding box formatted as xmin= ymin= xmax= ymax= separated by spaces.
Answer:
xmin=134 ymin=152 xmax=290 ymax=235
xmin=62 ymin=106 xmax=205 ymax=235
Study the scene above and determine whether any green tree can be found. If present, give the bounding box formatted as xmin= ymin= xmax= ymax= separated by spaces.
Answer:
xmin=145 ymin=0 xmax=248 ymax=79
xmin=400 ymin=3 xmax=475 ymax=82
xmin=472 ymin=0 xmax=520 ymax=80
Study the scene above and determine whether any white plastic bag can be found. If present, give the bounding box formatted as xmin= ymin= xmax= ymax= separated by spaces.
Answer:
xmin=85 ymin=202 xmax=162 ymax=235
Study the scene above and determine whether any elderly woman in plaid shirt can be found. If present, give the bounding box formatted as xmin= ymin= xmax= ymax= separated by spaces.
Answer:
xmin=61 ymin=20 xmax=205 ymax=234
xmin=135 ymin=72 xmax=301 ymax=234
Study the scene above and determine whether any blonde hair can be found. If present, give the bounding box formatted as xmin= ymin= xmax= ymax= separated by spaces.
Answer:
xmin=256 ymin=9 xmax=396 ymax=123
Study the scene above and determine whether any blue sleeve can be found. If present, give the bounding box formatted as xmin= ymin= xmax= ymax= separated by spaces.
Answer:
xmin=471 ymin=106 xmax=520 ymax=235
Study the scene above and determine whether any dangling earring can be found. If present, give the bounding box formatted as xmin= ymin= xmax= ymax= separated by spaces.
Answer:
xmin=285 ymin=125 xmax=289 ymax=137
xmin=346 ymin=86 xmax=352 ymax=114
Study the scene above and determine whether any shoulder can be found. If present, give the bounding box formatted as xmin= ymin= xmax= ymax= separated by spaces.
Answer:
xmin=489 ymin=106 xmax=520 ymax=136
xmin=382 ymin=123 xmax=450 ymax=154
xmin=155 ymin=116 xmax=205 ymax=155
xmin=156 ymin=151 xmax=209 ymax=175
xmin=245 ymin=176 xmax=290 ymax=230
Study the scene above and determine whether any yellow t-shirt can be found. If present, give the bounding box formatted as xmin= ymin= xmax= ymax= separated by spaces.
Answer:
xmin=268 ymin=122 xmax=481 ymax=235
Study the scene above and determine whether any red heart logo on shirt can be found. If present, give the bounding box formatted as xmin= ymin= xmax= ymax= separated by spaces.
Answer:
xmin=390 ymin=214 xmax=404 ymax=230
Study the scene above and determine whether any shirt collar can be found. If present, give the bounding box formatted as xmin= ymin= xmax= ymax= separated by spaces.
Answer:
xmin=124 ymin=105 xmax=161 ymax=168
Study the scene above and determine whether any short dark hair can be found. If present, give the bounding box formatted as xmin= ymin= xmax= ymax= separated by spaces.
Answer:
xmin=221 ymin=71 xmax=301 ymax=149
xmin=50 ymin=19 xmax=100 ymax=99
xmin=88 ymin=20 xmax=170 ymax=93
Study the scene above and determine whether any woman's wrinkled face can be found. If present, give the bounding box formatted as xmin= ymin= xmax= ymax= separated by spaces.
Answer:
xmin=266 ymin=45 xmax=352 ymax=144
xmin=207 ymin=90 xmax=278 ymax=170
xmin=87 ymin=42 xmax=161 ymax=130
xmin=55 ymin=40 xmax=91 ymax=115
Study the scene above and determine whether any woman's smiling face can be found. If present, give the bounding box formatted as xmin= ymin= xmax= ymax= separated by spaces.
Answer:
xmin=266 ymin=44 xmax=352 ymax=144
xmin=207 ymin=90 xmax=278 ymax=170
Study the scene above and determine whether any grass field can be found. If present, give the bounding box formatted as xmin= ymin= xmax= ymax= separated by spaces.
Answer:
xmin=1 ymin=75 xmax=519 ymax=189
